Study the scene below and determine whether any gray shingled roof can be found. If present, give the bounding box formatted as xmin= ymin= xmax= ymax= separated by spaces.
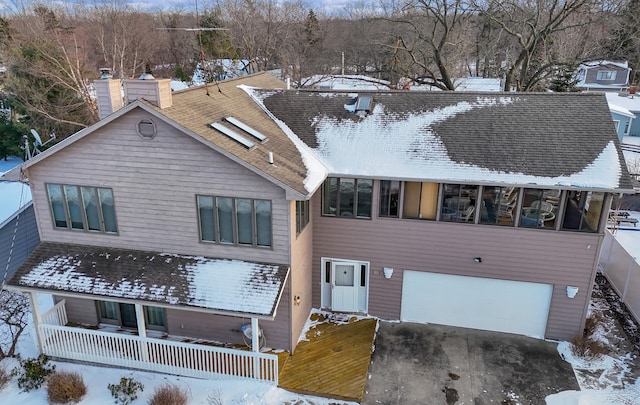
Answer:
xmin=256 ymin=90 xmax=633 ymax=191
xmin=8 ymin=242 xmax=289 ymax=318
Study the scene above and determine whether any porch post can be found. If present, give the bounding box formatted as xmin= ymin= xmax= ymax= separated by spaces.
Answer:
xmin=251 ymin=317 xmax=260 ymax=379
xmin=28 ymin=292 xmax=44 ymax=353
xmin=134 ymin=304 xmax=149 ymax=362
xmin=251 ymin=318 xmax=259 ymax=353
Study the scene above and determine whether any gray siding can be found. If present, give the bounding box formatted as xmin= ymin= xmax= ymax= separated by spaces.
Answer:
xmin=584 ymin=65 xmax=629 ymax=87
xmin=0 ymin=204 xmax=40 ymax=282
xmin=28 ymin=109 xmax=290 ymax=265
xmin=310 ymin=187 xmax=601 ymax=341
xmin=56 ymin=296 xmax=99 ymax=325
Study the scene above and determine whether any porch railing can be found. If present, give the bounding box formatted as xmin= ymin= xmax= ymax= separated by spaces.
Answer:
xmin=41 ymin=299 xmax=67 ymax=326
xmin=38 ymin=323 xmax=278 ymax=383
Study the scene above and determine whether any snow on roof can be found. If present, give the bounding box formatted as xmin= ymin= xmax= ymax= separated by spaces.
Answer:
xmin=253 ymin=91 xmax=625 ymax=190
xmin=0 ymin=156 xmax=32 ymax=227
xmin=14 ymin=243 xmax=289 ymax=317
xmin=242 ymin=85 xmax=327 ymax=193
xmin=454 ymin=77 xmax=503 ymax=92
xmin=609 ymin=103 xmax=636 ymax=118
xmin=580 ymin=60 xmax=630 ymax=70
xmin=300 ymin=75 xmax=391 ymax=90
xmin=606 ymin=92 xmax=640 ymax=113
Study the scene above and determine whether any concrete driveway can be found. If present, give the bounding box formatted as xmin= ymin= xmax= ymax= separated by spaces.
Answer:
xmin=362 ymin=322 xmax=579 ymax=405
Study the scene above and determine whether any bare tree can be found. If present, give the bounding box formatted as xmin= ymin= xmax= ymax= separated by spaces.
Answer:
xmin=0 ymin=290 xmax=30 ymax=359
xmin=386 ymin=0 xmax=473 ymax=90
xmin=477 ymin=0 xmax=598 ymax=91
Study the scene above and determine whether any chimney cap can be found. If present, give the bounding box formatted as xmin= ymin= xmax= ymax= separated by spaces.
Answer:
xmin=139 ymin=72 xmax=155 ymax=80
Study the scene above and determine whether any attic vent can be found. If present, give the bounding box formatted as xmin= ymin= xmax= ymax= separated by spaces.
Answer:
xmin=355 ymin=94 xmax=373 ymax=116
xmin=210 ymin=122 xmax=255 ymax=149
xmin=137 ymin=119 xmax=157 ymax=139
xmin=224 ymin=117 xmax=267 ymax=142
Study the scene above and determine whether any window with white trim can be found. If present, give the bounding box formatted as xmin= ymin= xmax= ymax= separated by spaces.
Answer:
xmin=596 ymin=70 xmax=616 ymax=80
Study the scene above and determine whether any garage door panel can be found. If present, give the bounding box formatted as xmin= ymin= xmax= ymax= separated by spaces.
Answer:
xmin=401 ymin=271 xmax=552 ymax=338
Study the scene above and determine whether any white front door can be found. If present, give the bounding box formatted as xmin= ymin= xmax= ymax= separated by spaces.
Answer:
xmin=331 ymin=262 xmax=358 ymax=312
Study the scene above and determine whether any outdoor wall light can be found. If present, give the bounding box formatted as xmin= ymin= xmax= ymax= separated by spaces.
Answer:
xmin=383 ymin=267 xmax=394 ymax=279
xmin=566 ymin=286 xmax=579 ymax=299
xmin=293 ymin=294 xmax=302 ymax=306
xmin=474 ymin=257 xmax=482 ymax=263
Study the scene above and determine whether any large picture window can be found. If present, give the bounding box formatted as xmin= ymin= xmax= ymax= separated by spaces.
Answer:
xmin=46 ymin=184 xmax=118 ymax=233
xmin=440 ymin=184 xmax=478 ymax=223
xmin=197 ymin=195 xmax=272 ymax=247
xmin=519 ymin=188 xmax=559 ymax=229
xmin=321 ymin=177 xmax=372 ymax=218
xmin=479 ymin=186 xmax=518 ymax=226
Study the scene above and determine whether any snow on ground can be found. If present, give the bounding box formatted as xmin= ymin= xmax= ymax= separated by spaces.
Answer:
xmin=0 ymin=294 xmax=356 ymax=405
xmin=546 ymin=278 xmax=640 ymax=405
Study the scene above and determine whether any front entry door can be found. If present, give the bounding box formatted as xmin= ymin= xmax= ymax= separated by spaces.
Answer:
xmin=332 ymin=262 xmax=358 ymax=311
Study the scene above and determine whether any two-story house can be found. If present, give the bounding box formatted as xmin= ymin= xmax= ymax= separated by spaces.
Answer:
xmin=2 ymin=72 xmax=632 ymax=383
xmin=576 ymin=60 xmax=633 ymax=92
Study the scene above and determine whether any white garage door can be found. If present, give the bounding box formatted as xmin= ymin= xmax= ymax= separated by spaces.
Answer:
xmin=401 ymin=271 xmax=553 ymax=338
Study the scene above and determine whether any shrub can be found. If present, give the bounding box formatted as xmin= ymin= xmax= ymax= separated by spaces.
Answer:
xmin=47 ymin=371 xmax=87 ymax=404
xmin=207 ymin=388 xmax=223 ymax=405
xmin=14 ymin=354 xmax=56 ymax=392
xmin=0 ymin=366 xmax=11 ymax=392
xmin=148 ymin=383 xmax=189 ymax=405
xmin=570 ymin=334 xmax=608 ymax=359
xmin=583 ymin=313 xmax=603 ymax=337
xmin=108 ymin=376 xmax=144 ymax=405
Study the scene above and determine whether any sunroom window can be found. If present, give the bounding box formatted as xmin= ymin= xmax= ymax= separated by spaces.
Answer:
xmin=479 ymin=186 xmax=518 ymax=226
xmin=561 ymin=191 xmax=604 ymax=233
xmin=379 ymin=180 xmax=400 ymax=217
xmin=322 ymin=177 xmax=372 ymax=218
xmin=440 ymin=184 xmax=478 ymax=223
xmin=519 ymin=188 xmax=559 ymax=229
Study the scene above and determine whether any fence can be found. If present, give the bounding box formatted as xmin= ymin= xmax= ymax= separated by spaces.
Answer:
xmin=37 ymin=302 xmax=278 ymax=383
xmin=598 ymin=230 xmax=640 ymax=324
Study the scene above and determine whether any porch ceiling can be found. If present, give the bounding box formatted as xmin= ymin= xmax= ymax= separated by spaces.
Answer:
xmin=7 ymin=242 xmax=289 ymax=319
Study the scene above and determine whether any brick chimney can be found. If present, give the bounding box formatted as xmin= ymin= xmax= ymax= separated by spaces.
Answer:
xmin=94 ymin=68 xmax=124 ymax=120
xmin=123 ymin=73 xmax=172 ymax=109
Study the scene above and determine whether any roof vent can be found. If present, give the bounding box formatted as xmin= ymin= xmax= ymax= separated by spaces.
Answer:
xmin=355 ymin=94 xmax=373 ymax=116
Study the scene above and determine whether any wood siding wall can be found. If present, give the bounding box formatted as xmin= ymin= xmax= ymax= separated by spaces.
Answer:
xmin=28 ymin=109 xmax=290 ymax=265
xmin=584 ymin=66 xmax=629 ymax=86
xmin=310 ymin=185 xmax=602 ymax=341
xmin=0 ymin=204 xmax=40 ymax=281
xmin=289 ymin=200 xmax=314 ymax=353
xmin=55 ymin=296 xmax=99 ymax=325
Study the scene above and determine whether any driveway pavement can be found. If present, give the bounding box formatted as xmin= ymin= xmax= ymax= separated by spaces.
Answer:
xmin=362 ymin=322 xmax=579 ymax=405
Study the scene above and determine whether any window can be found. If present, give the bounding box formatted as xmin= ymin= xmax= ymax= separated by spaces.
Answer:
xmin=46 ymin=184 xmax=118 ymax=233
xmin=596 ymin=70 xmax=616 ymax=80
xmin=561 ymin=191 xmax=604 ymax=233
xmin=196 ymin=195 xmax=272 ymax=247
xmin=519 ymin=188 xmax=558 ymax=229
xmin=440 ymin=184 xmax=478 ymax=223
xmin=321 ymin=177 xmax=372 ymax=218
xmin=97 ymin=301 xmax=166 ymax=331
xmin=403 ymin=181 xmax=438 ymax=219
xmin=296 ymin=200 xmax=309 ymax=235
xmin=479 ymin=186 xmax=518 ymax=226
xmin=379 ymin=180 xmax=400 ymax=217
xmin=624 ymin=119 xmax=631 ymax=135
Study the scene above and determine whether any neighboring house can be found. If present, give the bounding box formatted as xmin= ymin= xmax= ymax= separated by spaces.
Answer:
xmin=0 ymin=157 xmax=40 ymax=285
xmin=607 ymin=92 xmax=640 ymax=138
xmin=576 ymin=60 xmax=632 ymax=91
xmin=1 ymin=73 xmax=632 ymax=383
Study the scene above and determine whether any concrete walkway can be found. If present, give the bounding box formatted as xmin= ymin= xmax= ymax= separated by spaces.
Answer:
xmin=363 ymin=322 xmax=579 ymax=404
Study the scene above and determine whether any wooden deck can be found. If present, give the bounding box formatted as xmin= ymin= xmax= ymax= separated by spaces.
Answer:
xmin=278 ymin=313 xmax=378 ymax=402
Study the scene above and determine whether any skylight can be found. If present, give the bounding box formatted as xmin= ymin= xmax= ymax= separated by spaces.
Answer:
xmin=224 ymin=117 xmax=267 ymax=142
xmin=210 ymin=122 xmax=255 ymax=149
xmin=355 ymin=95 xmax=373 ymax=112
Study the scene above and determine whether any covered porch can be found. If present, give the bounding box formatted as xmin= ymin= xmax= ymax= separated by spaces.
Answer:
xmin=8 ymin=242 xmax=291 ymax=384
xmin=31 ymin=297 xmax=279 ymax=383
